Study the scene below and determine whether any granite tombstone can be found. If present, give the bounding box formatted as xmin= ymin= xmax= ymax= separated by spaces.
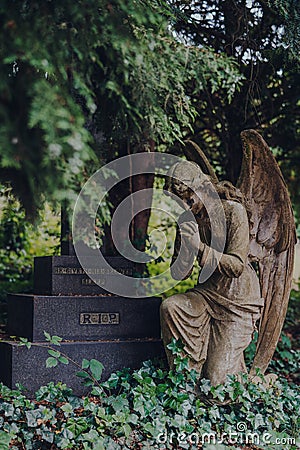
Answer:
xmin=0 ymin=210 xmax=164 ymax=396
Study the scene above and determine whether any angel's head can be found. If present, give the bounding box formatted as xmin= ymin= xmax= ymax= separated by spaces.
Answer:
xmin=164 ymin=161 xmax=214 ymax=214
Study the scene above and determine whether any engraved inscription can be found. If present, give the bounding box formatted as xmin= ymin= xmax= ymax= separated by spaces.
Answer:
xmin=80 ymin=312 xmax=120 ymax=325
xmin=81 ymin=277 xmax=106 ymax=286
xmin=54 ymin=267 xmax=133 ymax=276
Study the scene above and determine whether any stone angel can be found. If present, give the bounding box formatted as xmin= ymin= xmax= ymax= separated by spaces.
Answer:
xmin=160 ymin=129 xmax=296 ymax=385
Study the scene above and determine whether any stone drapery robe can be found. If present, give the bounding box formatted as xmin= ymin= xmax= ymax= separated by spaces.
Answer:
xmin=160 ymin=200 xmax=264 ymax=385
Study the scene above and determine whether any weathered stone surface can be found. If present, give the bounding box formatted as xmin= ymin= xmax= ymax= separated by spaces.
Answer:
xmin=0 ymin=339 xmax=165 ymax=396
xmin=161 ymin=131 xmax=296 ymax=386
xmin=34 ymin=256 xmax=136 ymax=296
xmin=7 ymin=294 xmax=161 ymax=342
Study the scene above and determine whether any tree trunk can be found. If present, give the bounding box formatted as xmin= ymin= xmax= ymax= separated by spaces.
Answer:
xmin=102 ymin=140 xmax=155 ymax=259
xmin=131 ymin=140 xmax=155 ymax=252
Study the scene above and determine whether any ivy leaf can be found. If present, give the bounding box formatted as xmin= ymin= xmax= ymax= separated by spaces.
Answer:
xmin=76 ymin=371 xmax=88 ymax=378
xmin=254 ymin=413 xmax=265 ymax=429
xmin=0 ymin=431 xmax=14 ymax=448
xmin=46 ymin=357 xmax=58 ymax=368
xmin=26 ymin=410 xmax=41 ymax=427
xmin=48 ymin=349 xmax=61 ymax=358
xmin=166 ymin=338 xmax=184 ymax=355
xmin=61 ymin=403 xmax=73 ymax=415
xmin=67 ymin=418 xmax=89 ymax=438
xmin=18 ymin=337 xmax=32 ymax=349
xmin=91 ymin=386 xmax=103 ymax=396
xmin=43 ymin=331 xmax=51 ymax=341
xmin=82 ymin=358 xmax=90 ymax=369
xmin=89 ymin=359 xmax=103 ymax=381
xmin=58 ymin=355 xmax=69 ymax=365
xmin=120 ymin=423 xmax=132 ymax=438
xmin=43 ymin=332 xmax=62 ymax=346
xmin=50 ymin=335 xmax=62 ymax=346
xmin=2 ymin=403 xmax=14 ymax=417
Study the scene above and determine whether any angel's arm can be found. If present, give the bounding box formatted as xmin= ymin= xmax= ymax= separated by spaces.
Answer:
xmin=171 ymin=203 xmax=249 ymax=280
xmin=198 ymin=202 xmax=249 ymax=278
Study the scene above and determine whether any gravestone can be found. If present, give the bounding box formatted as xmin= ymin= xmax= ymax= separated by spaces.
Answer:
xmin=0 ymin=211 xmax=164 ymax=396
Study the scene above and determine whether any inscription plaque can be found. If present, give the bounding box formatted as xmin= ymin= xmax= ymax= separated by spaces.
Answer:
xmin=34 ymin=256 xmax=136 ymax=295
xmin=80 ymin=312 xmax=120 ymax=325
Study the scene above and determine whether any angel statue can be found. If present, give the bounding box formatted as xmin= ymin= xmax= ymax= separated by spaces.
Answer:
xmin=160 ymin=129 xmax=296 ymax=386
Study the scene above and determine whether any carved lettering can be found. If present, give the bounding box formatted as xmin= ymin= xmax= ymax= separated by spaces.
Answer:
xmin=81 ymin=278 xmax=106 ymax=286
xmin=54 ymin=267 xmax=133 ymax=276
xmin=81 ymin=313 xmax=92 ymax=324
xmin=80 ymin=312 xmax=120 ymax=325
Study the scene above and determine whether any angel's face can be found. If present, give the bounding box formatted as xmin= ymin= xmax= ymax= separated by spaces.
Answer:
xmin=179 ymin=179 xmax=216 ymax=215
xmin=183 ymin=190 xmax=204 ymax=214
xmin=164 ymin=167 xmax=214 ymax=214
xmin=167 ymin=183 xmax=205 ymax=214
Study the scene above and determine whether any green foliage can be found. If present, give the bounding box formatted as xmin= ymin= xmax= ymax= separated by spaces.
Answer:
xmin=0 ymin=339 xmax=299 ymax=449
xmin=271 ymin=289 xmax=300 ymax=383
xmin=267 ymin=0 xmax=300 ymax=63
xmin=169 ymin=0 xmax=300 ymax=220
xmin=0 ymin=0 xmax=243 ymax=214
xmin=270 ymin=334 xmax=300 ymax=377
xmin=285 ymin=289 xmax=300 ymax=332
xmin=245 ymin=288 xmax=300 ymax=384
xmin=0 ymin=186 xmax=60 ymax=303
xmin=0 ymin=187 xmax=32 ymax=289
xmin=245 ymin=330 xmax=300 ymax=384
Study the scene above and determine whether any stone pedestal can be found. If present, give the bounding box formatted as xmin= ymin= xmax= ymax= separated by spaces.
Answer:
xmin=0 ymin=256 xmax=165 ymax=396
xmin=0 ymin=339 xmax=163 ymax=396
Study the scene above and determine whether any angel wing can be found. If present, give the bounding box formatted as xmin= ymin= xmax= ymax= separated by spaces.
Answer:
xmin=182 ymin=139 xmax=219 ymax=183
xmin=237 ymin=129 xmax=296 ymax=375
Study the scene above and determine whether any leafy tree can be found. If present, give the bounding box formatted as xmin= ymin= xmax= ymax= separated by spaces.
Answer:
xmin=169 ymin=0 xmax=300 ymax=219
xmin=0 ymin=0 xmax=244 ymax=256
xmin=0 ymin=0 xmax=241 ymax=214
xmin=0 ymin=186 xmax=60 ymax=296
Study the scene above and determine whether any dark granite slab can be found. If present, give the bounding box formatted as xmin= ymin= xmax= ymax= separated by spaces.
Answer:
xmin=0 ymin=339 xmax=165 ymax=396
xmin=34 ymin=256 xmax=136 ymax=296
xmin=7 ymin=294 xmax=162 ymax=342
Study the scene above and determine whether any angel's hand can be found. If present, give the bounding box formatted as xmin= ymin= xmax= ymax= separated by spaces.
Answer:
xmin=179 ymin=221 xmax=205 ymax=253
